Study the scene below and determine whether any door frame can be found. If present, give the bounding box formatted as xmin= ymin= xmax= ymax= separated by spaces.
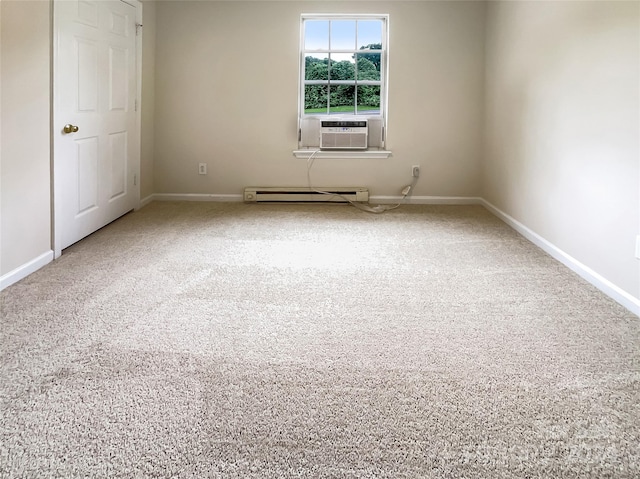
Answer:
xmin=52 ymin=0 xmax=143 ymax=258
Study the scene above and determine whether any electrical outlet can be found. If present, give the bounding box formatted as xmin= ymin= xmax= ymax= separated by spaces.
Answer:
xmin=635 ymin=235 xmax=640 ymax=259
xmin=198 ymin=163 xmax=207 ymax=175
xmin=412 ymin=165 xmax=420 ymax=178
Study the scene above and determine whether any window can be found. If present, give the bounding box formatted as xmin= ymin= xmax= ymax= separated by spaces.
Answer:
xmin=297 ymin=14 xmax=389 ymax=154
xmin=300 ymin=15 xmax=388 ymax=118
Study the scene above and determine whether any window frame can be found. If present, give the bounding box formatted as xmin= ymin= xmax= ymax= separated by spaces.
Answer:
xmin=298 ymin=14 xmax=389 ymax=149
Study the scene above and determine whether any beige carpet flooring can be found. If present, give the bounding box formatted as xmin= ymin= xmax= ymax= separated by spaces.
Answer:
xmin=1 ymin=202 xmax=639 ymax=478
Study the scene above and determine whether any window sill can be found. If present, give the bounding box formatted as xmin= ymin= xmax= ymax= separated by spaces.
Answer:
xmin=293 ymin=149 xmax=392 ymax=159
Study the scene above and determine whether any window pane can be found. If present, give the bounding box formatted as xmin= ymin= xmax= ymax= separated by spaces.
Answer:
xmin=357 ymin=20 xmax=382 ymax=50
xmin=305 ymin=21 xmax=329 ymax=50
xmin=329 ymin=54 xmax=355 ymax=81
xmin=305 ymin=85 xmax=328 ymax=113
xmin=329 ymin=84 xmax=356 ymax=114
xmin=330 ymin=20 xmax=356 ymax=50
xmin=305 ymin=54 xmax=328 ymax=81
xmin=355 ymin=53 xmax=380 ymax=81
xmin=357 ymin=85 xmax=380 ymax=115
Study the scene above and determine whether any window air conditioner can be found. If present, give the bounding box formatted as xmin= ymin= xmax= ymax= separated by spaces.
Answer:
xmin=320 ymin=119 xmax=368 ymax=150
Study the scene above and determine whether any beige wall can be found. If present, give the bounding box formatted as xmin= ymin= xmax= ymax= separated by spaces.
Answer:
xmin=483 ymin=1 xmax=640 ymax=300
xmin=0 ymin=0 xmax=52 ymax=276
xmin=153 ymin=1 xmax=486 ymax=197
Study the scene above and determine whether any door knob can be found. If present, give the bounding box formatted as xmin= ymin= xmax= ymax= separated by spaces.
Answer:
xmin=63 ymin=124 xmax=79 ymax=134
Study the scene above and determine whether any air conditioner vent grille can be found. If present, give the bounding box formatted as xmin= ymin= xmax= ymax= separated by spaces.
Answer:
xmin=321 ymin=132 xmax=368 ymax=150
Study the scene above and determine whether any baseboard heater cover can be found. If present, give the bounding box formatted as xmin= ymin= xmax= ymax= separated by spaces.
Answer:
xmin=244 ymin=187 xmax=369 ymax=203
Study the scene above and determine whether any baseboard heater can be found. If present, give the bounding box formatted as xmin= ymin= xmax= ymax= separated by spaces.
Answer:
xmin=244 ymin=187 xmax=369 ymax=203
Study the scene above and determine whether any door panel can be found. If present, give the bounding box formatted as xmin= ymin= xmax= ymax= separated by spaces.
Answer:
xmin=76 ymin=137 xmax=99 ymax=214
xmin=109 ymin=131 xmax=127 ymax=200
xmin=54 ymin=0 xmax=138 ymax=252
xmin=77 ymin=39 xmax=99 ymax=112
xmin=77 ymin=0 xmax=99 ymax=27
xmin=109 ymin=46 xmax=129 ymax=111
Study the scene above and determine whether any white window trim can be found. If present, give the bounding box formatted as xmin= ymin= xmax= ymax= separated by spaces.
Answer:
xmin=297 ymin=13 xmax=390 ymax=155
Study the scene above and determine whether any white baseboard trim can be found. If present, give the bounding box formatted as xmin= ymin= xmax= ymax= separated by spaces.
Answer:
xmin=481 ymin=199 xmax=640 ymax=316
xmin=140 ymin=194 xmax=155 ymax=207
xmin=1 ymin=250 xmax=54 ymax=291
xmin=371 ymin=195 xmax=484 ymax=205
xmin=151 ymin=193 xmax=244 ymax=203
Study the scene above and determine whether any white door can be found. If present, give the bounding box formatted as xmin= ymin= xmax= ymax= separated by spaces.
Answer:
xmin=53 ymin=0 xmax=139 ymax=255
